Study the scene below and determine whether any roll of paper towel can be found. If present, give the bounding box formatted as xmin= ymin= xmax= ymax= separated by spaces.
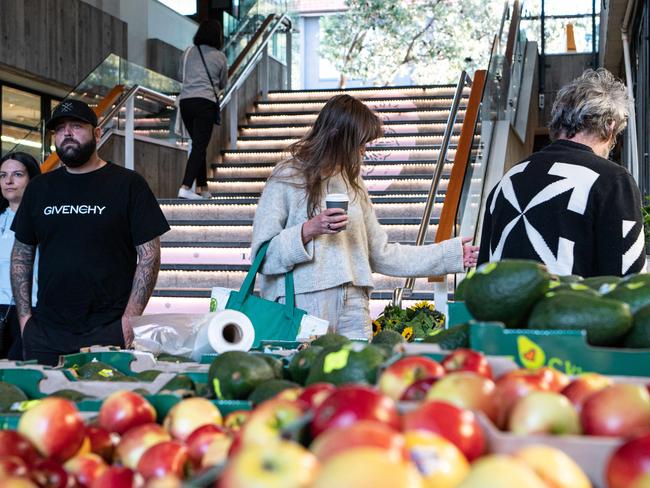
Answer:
xmin=206 ymin=309 xmax=256 ymax=353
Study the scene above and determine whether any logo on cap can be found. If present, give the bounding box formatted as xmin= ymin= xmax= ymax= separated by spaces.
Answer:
xmin=60 ymin=102 xmax=74 ymax=113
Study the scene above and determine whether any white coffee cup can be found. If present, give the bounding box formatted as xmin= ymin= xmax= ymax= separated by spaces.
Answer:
xmin=325 ymin=193 xmax=349 ymax=211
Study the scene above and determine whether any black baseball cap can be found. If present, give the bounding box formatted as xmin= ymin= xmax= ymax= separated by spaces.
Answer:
xmin=46 ymin=99 xmax=98 ymax=130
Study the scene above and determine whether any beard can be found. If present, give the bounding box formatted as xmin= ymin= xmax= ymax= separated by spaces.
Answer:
xmin=56 ymin=137 xmax=96 ymax=168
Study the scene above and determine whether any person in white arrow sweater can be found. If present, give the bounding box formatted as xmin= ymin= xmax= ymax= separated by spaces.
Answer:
xmin=478 ymin=68 xmax=645 ymax=277
xmin=251 ymin=94 xmax=478 ymax=339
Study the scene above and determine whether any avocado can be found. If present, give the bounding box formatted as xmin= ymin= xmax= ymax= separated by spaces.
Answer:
xmin=208 ymin=351 xmax=276 ymax=400
xmin=253 ymin=353 xmax=284 ymax=379
xmin=305 ymin=343 xmax=386 ymax=386
xmin=623 ymin=304 xmax=650 ymax=348
xmin=287 ymin=346 xmax=324 ymax=385
xmin=581 ymin=276 xmax=622 ymax=293
xmin=557 ymin=274 xmax=584 ymax=284
xmin=135 ymin=370 xmax=162 ymax=382
xmin=548 ymin=283 xmax=600 ymax=297
xmin=161 ymin=374 xmax=194 ymax=392
xmin=454 ymin=269 xmax=475 ymax=301
xmin=604 ymin=280 xmax=650 ymax=314
xmin=310 ymin=333 xmax=351 ymax=349
xmin=527 ymin=291 xmax=633 ymax=346
xmin=372 ymin=330 xmax=406 ymax=346
xmin=422 ymin=323 xmax=470 ymax=350
xmin=50 ymin=389 xmax=93 ymax=402
xmin=621 ymin=273 xmax=650 ymax=286
xmin=75 ymin=361 xmax=126 ymax=381
xmin=464 ymin=260 xmax=550 ymax=327
xmin=0 ymin=382 xmax=28 ymax=412
xmin=156 ymin=353 xmax=194 ymax=363
xmin=247 ymin=379 xmax=300 ymax=406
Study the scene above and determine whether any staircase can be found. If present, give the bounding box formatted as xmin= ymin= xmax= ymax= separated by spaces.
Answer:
xmin=147 ymin=84 xmax=470 ymax=318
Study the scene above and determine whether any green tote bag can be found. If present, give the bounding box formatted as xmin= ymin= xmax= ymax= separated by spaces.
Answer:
xmin=225 ymin=241 xmax=307 ymax=347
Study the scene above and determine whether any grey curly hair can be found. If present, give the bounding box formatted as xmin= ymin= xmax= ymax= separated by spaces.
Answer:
xmin=549 ymin=68 xmax=629 ymax=142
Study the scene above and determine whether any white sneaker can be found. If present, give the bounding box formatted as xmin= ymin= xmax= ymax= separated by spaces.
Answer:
xmin=199 ymin=191 xmax=212 ymax=199
xmin=178 ymin=187 xmax=203 ymax=200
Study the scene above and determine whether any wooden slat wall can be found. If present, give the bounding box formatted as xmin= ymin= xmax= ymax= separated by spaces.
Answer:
xmin=147 ymin=39 xmax=183 ymax=82
xmin=0 ymin=0 xmax=127 ymax=88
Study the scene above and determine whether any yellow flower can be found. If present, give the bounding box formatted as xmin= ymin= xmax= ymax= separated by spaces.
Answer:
xmin=410 ymin=301 xmax=435 ymax=312
xmin=372 ymin=320 xmax=382 ymax=336
xmin=386 ymin=318 xmax=400 ymax=329
xmin=402 ymin=327 xmax=414 ymax=341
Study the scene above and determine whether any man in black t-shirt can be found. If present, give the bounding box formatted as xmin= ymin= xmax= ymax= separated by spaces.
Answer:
xmin=478 ymin=69 xmax=645 ymax=277
xmin=10 ymin=100 xmax=170 ymax=365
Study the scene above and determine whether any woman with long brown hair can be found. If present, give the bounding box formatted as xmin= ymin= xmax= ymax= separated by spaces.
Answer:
xmin=251 ymin=94 xmax=478 ymax=339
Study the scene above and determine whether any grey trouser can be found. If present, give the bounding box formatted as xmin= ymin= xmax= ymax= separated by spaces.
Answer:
xmin=281 ymin=283 xmax=371 ymax=340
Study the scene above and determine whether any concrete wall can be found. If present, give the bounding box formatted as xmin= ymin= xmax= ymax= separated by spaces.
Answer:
xmin=147 ymin=39 xmax=183 ymax=81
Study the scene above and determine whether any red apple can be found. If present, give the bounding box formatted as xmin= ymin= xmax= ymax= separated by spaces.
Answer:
xmin=497 ymin=367 xmax=559 ymax=390
xmin=310 ymin=420 xmax=408 ymax=462
xmin=607 ymin=433 xmax=650 ymax=488
xmin=441 ymin=349 xmax=492 ymax=379
xmin=223 ymin=410 xmax=251 ymax=433
xmin=402 ymin=400 xmax=485 ymax=461
xmin=378 ymin=356 xmax=445 ymax=401
xmin=508 ymin=391 xmax=581 ymax=435
xmin=29 ymin=458 xmax=70 ymax=488
xmin=185 ymin=424 xmax=228 ymax=468
xmin=561 ymin=373 xmax=612 ymax=413
xmin=297 ymin=383 xmax=336 ymax=409
xmin=98 ymin=391 xmax=156 ymax=435
xmin=581 ymin=384 xmax=650 ymax=437
xmin=136 ymin=441 xmax=189 ymax=481
xmin=116 ymin=423 xmax=171 ymax=470
xmin=18 ymin=398 xmax=85 ymax=463
xmin=0 ymin=431 xmax=40 ymax=467
xmin=0 ymin=455 xmax=28 ymax=479
xmin=493 ymin=374 xmax=547 ymax=429
xmin=85 ymin=426 xmax=116 ymax=464
xmin=240 ymin=399 xmax=309 ymax=449
xmin=220 ymin=439 xmax=319 ymax=488
xmin=200 ymin=435 xmax=233 ymax=468
xmin=162 ymin=398 xmax=222 ymax=442
xmin=0 ymin=476 xmax=38 ymax=487
xmin=400 ymin=377 xmax=438 ymax=402
xmin=425 ymin=371 xmax=498 ymax=422
xmin=311 ymin=385 xmax=400 ymax=439
xmin=91 ymin=466 xmax=143 ymax=488
xmin=63 ymin=453 xmax=107 ymax=487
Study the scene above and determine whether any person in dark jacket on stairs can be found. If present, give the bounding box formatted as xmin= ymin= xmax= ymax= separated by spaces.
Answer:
xmin=478 ymin=68 xmax=645 ymax=277
xmin=177 ymin=19 xmax=228 ymax=200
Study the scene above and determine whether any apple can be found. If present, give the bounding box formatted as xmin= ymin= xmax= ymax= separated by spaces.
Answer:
xmin=606 ymin=432 xmax=650 ymax=488
xmin=143 ymin=475 xmax=182 ymax=488
xmin=404 ymin=431 xmax=469 ymax=488
xmin=185 ymin=424 xmax=228 ymax=468
xmin=90 ymin=466 xmax=144 ymax=488
xmin=162 ymin=397 xmax=222 ymax=441
xmin=18 ymin=398 xmax=85 ymax=463
xmin=561 ymin=373 xmax=612 ymax=412
xmin=0 ymin=431 xmax=40 ymax=467
xmin=457 ymin=455 xmax=547 ymax=488
xmin=310 ymin=420 xmax=408 ymax=462
xmin=425 ymin=372 xmax=497 ymax=422
xmin=633 ymin=475 xmax=650 ymax=488
xmin=581 ymin=384 xmax=650 ymax=437
xmin=136 ymin=441 xmax=189 ymax=481
xmin=508 ymin=391 xmax=581 ymax=435
xmin=63 ymin=453 xmax=107 ymax=487
xmin=297 ymin=383 xmax=336 ymax=409
xmin=99 ymin=391 xmax=156 ymax=435
xmin=220 ymin=439 xmax=319 ymax=488
xmin=400 ymin=378 xmax=439 ymax=402
xmin=240 ymin=399 xmax=309 ymax=449
xmin=200 ymin=435 xmax=233 ymax=468
xmin=378 ymin=356 xmax=445 ymax=401
xmin=223 ymin=410 xmax=251 ymax=433
xmin=29 ymin=458 xmax=70 ymax=488
xmin=0 ymin=477 xmax=38 ymax=487
xmin=0 ymin=456 xmax=28 ymax=479
xmin=513 ymin=445 xmax=590 ymax=488
xmin=116 ymin=423 xmax=171 ymax=470
xmin=85 ymin=426 xmax=116 ymax=463
xmin=402 ymin=400 xmax=485 ymax=461
xmin=493 ymin=374 xmax=547 ymax=429
xmin=311 ymin=447 xmax=422 ymax=488
xmin=497 ymin=367 xmax=560 ymax=390
xmin=441 ymin=349 xmax=492 ymax=379
xmin=311 ymin=385 xmax=400 ymax=439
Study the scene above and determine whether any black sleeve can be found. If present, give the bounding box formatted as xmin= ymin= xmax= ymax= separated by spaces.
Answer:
xmin=129 ymin=174 xmax=170 ymax=246
xmin=477 ymin=186 xmax=497 ymax=265
xmin=10 ymin=181 xmax=38 ymax=246
xmin=594 ymin=173 xmax=645 ymax=276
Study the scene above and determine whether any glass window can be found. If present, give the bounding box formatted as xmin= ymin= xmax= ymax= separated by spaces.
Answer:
xmin=1 ymin=125 xmax=41 ymax=159
xmin=2 ymin=86 xmax=41 ymax=127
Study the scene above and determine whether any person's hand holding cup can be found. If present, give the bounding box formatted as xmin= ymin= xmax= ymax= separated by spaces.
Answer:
xmin=325 ymin=193 xmax=349 ymax=230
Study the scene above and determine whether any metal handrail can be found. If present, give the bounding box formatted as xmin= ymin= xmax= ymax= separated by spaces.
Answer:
xmin=391 ymin=71 xmax=472 ymax=308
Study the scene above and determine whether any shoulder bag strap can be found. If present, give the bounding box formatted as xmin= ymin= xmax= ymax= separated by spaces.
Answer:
xmin=197 ymin=45 xmax=220 ymax=103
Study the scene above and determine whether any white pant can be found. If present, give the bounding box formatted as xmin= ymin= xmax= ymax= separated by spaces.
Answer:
xmin=281 ymin=283 xmax=371 ymax=340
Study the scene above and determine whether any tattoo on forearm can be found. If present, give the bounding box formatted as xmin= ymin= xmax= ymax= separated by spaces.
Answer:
xmin=10 ymin=240 xmax=36 ymax=319
xmin=124 ymin=237 xmax=161 ymax=316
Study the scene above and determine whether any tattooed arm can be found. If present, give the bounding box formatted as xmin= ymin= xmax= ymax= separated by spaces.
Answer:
xmin=10 ymin=240 xmax=36 ymax=333
xmin=122 ymin=237 xmax=161 ymax=347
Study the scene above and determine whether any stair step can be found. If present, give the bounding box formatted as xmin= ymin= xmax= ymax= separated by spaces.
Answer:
xmin=247 ymin=109 xmax=467 ymax=126
xmin=240 ymin=122 xmax=466 ymax=136
xmin=266 ymin=85 xmax=460 ymax=101
xmin=254 ymin=96 xmax=468 ymax=113
xmin=236 ymin=134 xmax=462 ymax=150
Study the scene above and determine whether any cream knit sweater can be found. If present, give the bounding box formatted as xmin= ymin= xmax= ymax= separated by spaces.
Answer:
xmin=251 ymin=166 xmax=465 ymax=301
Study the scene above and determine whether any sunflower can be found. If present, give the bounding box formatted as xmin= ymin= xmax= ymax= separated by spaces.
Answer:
xmin=410 ymin=301 xmax=435 ymax=313
xmin=372 ymin=320 xmax=382 ymax=336
xmin=386 ymin=318 xmax=400 ymax=330
xmin=401 ymin=327 xmax=414 ymax=341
